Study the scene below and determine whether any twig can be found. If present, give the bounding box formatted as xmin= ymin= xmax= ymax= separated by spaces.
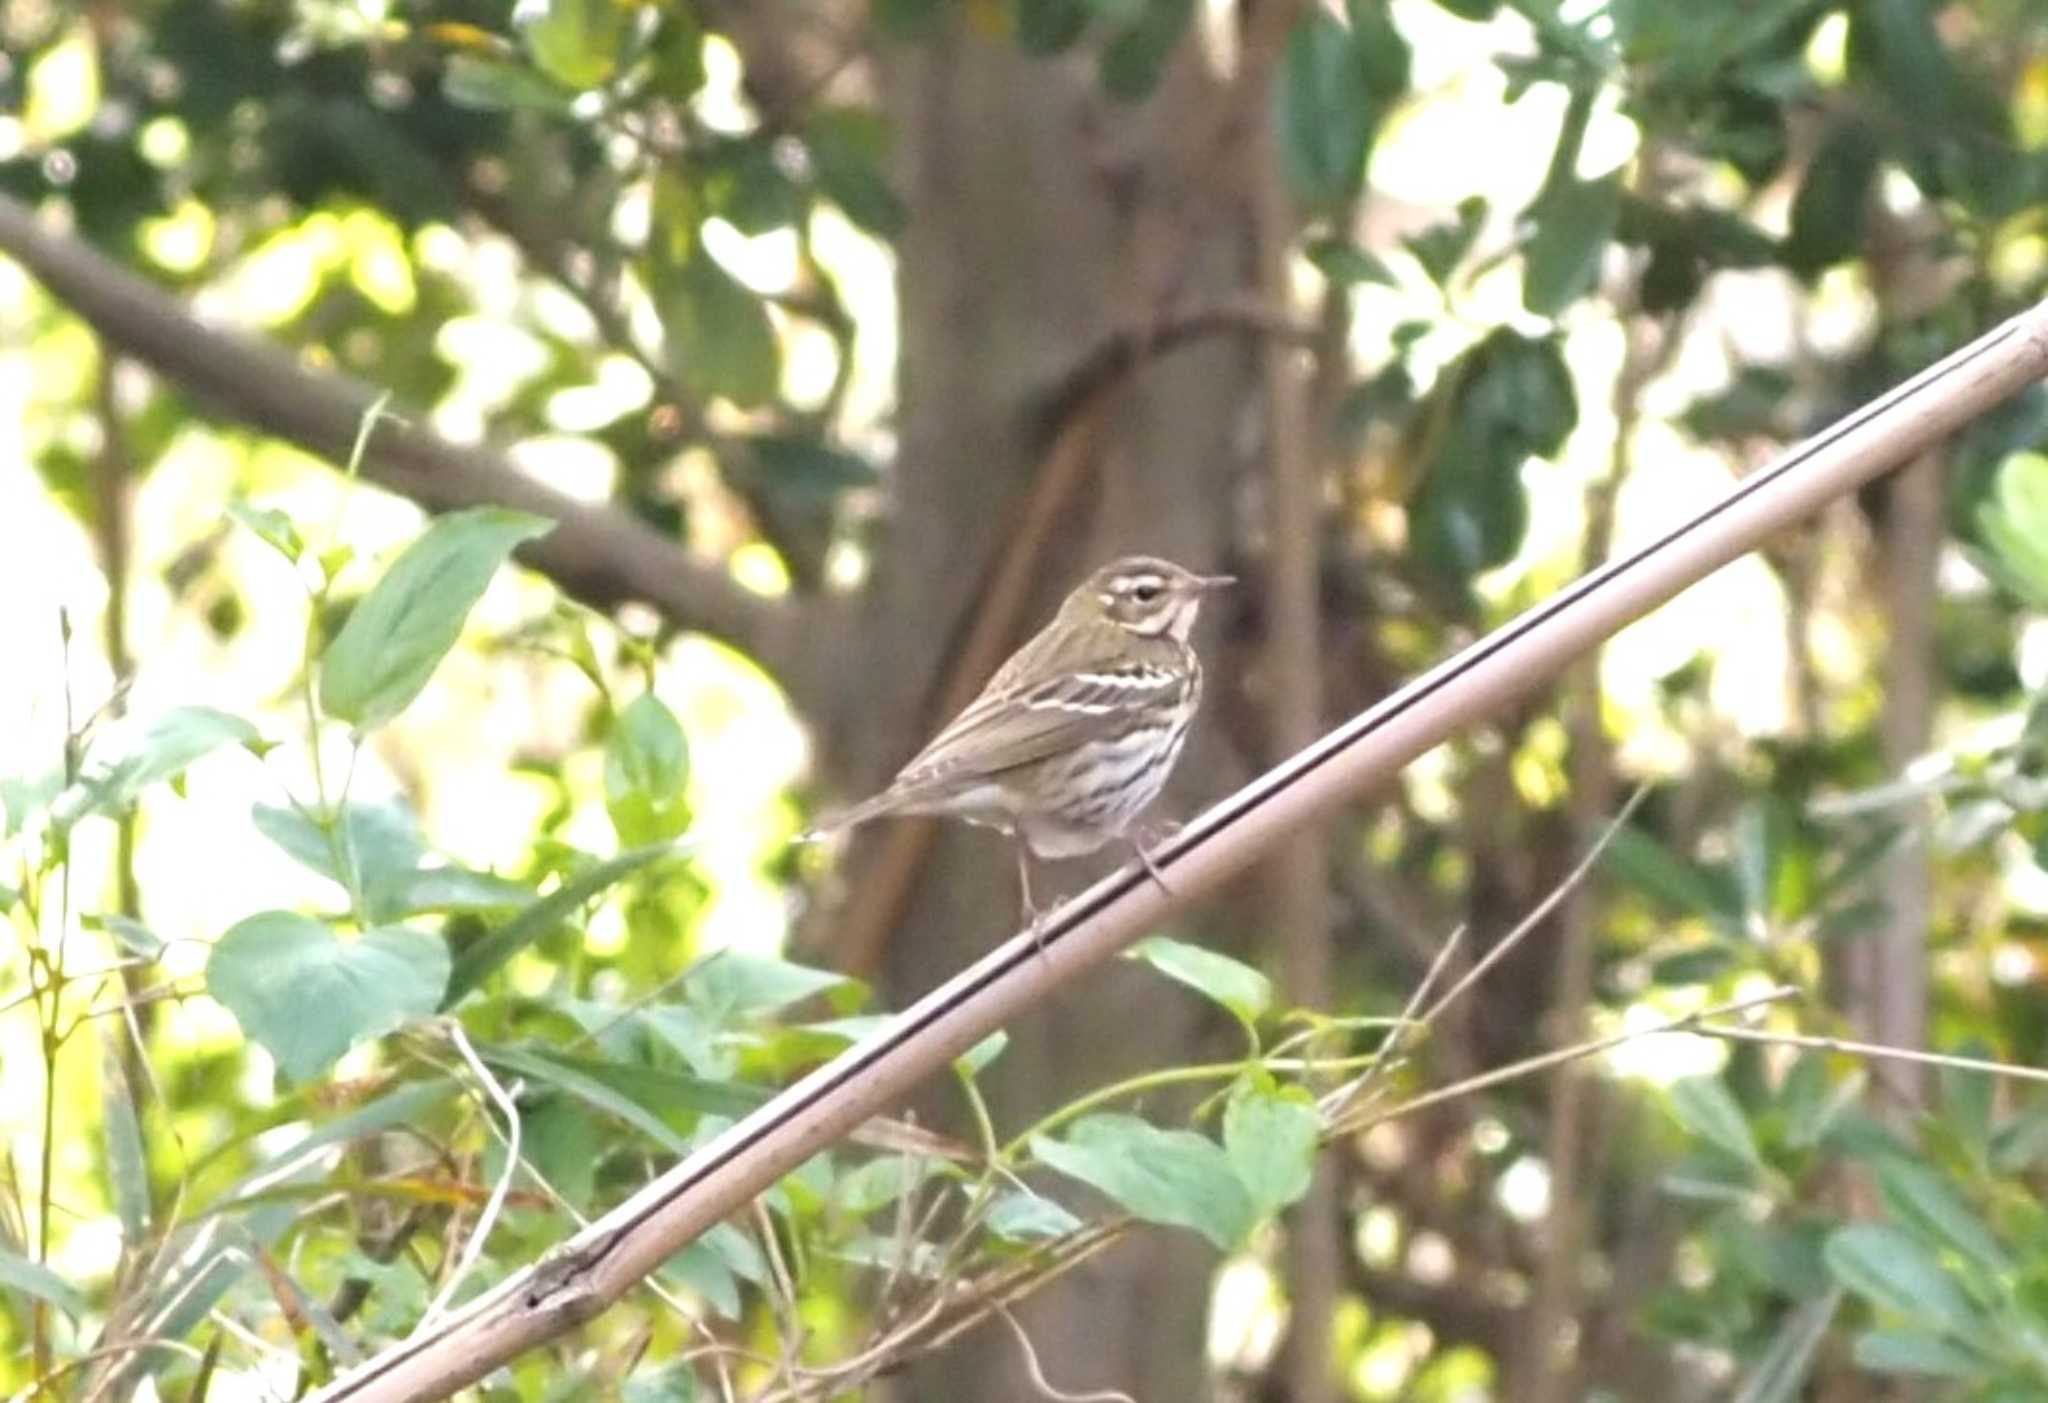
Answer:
xmin=1336 ymin=986 xmax=1801 ymax=1136
xmin=416 ymin=1021 xmax=524 ymax=1331
xmin=999 ymin=1306 xmax=1136 ymax=1403
xmin=1690 ymin=1022 xmax=2048 ymax=1088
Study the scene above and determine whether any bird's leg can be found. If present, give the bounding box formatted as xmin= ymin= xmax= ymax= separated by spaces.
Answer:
xmin=1015 ymin=842 xmax=1049 ymax=963
xmin=1127 ymin=835 xmax=1175 ymax=899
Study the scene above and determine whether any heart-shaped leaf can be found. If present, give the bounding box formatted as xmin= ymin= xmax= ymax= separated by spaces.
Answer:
xmin=207 ymin=913 xmax=450 ymax=1081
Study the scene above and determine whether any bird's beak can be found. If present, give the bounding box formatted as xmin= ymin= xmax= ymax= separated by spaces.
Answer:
xmin=1199 ymin=574 xmax=1236 ymax=591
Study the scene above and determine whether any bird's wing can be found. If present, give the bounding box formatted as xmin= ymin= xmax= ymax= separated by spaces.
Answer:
xmin=886 ymin=652 xmax=1188 ymax=800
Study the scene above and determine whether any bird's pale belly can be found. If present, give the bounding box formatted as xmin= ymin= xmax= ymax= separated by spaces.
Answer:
xmin=1019 ymin=718 xmax=1191 ymax=858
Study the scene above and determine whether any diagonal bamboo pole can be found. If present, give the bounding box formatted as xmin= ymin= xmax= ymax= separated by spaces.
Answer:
xmin=311 ymin=298 xmax=2048 ymax=1402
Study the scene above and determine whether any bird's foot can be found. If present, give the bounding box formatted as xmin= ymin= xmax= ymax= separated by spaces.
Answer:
xmin=1128 ymin=832 xmax=1176 ymax=899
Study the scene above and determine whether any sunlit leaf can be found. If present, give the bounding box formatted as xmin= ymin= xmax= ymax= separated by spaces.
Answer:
xmin=605 ymin=692 xmax=692 ymax=845
xmin=1223 ymin=1082 xmax=1320 ymax=1217
xmin=207 ymin=914 xmax=449 ymax=1081
xmin=443 ymin=841 xmax=689 ymax=1006
xmin=1128 ymin=936 xmax=1271 ymax=1024
xmin=320 ymin=508 xmax=554 ymax=730
xmin=56 ymin=706 xmax=261 ymax=828
xmin=520 ymin=0 xmax=629 ymax=89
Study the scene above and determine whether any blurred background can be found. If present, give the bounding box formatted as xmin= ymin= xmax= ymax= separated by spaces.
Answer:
xmin=6 ymin=0 xmax=2048 ymax=1399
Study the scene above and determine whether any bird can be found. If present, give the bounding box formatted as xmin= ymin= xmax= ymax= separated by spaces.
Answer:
xmin=807 ymin=555 xmax=1233 ymax=947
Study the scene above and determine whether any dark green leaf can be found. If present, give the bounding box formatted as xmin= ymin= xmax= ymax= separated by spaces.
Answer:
xmin=1307 ymin=237 xmax=1396 ymax=286
xmin=605 ymin=693 xmax=692 ymax=845
xmin=1276 ymin=7 xmax=1400 ymax=207
xmin=623 ymin=1362 xmax=701 ymax=1403
xmin=1223 ymin=1083 xmax=1320 ymax=1217
xmin=1784 ymin=122 xmax=1878 ymax=277
xmin=656 ymin=244 xmax=781 ymax=409
xmin=807 ymin=107 xmax=907 ymax=236
xmin=320 ymin=508 xmax=554 ymax=730
xmin=1602 ymin=825 xmax=1742 ymax=924
xmin=1098 ymin=0 xmax=1195 ymax=100
xmin=1404 ymin=195 xmax=1486 ymax=286
xmin=1017 ymin=0 xmax=1090 ymax=52
xmin=1032 ymin=1112 xmax=1253 ymax=1250
xmin=1128 ymin=936 xmax=1271 ymax=1023
xmin=1522 ymin=172 xmax=1622 ymax=316
xmin=443 ymin=841 xmax=689 ymax=1006
xmin=207 ymin=915 xmax=449 ymax=1081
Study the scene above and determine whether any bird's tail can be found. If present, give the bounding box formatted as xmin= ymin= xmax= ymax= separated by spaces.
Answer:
xmin=797 ymin=790 xmax=904 ymax=844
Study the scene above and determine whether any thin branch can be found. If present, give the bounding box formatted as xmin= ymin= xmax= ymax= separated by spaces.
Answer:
xmin=999 ymin=1306 xmax=1136 ymax=1403
xmin=1690 ymin=1023 xmax=2048 ymax=1088
xmin=416 ymin=1022 xmax=524 ymax=1331
xmin=305 ymin=299 xmax=2048 ymax=1403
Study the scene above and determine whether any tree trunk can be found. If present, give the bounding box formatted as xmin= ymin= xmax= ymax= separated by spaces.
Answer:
xmin=847 ymin=20 xmax=1258 ymax=1401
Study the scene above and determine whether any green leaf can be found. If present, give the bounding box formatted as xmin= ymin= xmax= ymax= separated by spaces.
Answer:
xmin=1522 ymin=172 xmax=1622 ymax=316
xmin=807 ymin=107 xmax=906 ymax=237
xmin=623 ymin=1362 xmax=701 ymax=1402
xmin=1874 ymin=1158 xmax=2010 ymax=1275
xmin=1307 ymin=237 xmax=1396 ymax=286
xmin=1668 ymin=1075 xmax=1762 ymax=1168
xmin=84 ymin=912 xmax=165 ymax=959
xmin=1032 ymin=1113 xmax=1253 ymax=1251
xmin=661 ymin=1220 xmax=764 ymax=1320
xmin=1729 ymin=1291 xmax=1841 ymax=1403
xmin=1275 ymin=4 xmax=1406 ymax=207
xmin=1128 ymin=936 xmax=1271 ymax=1024
xmin=443 ymin=841 xmax=689 ymax=1006
xmin=1977 ymin=452 xmax=2048 ymax=608
xmin=1404 ymin=195 xmax=1486 ymax=286
xmin=226 ymin=500 xmax=305 ymax=561
xmin=985 ymin=1188 xmax=1084 ymax=1241
xmin=377 ymin=866 xmax=534 ymax=916
xmin=101 ymin=1031 xmax=150 ymax=1239
xmin=836 ymin=1156 xmax=934 ymax=1216
xmin=207 ymin=914 xmax=450 ymax=1081
xmin=1223 ymin=1083 xmax=1320 ymax=1217
xmin=320 ymin=508 xmax=554 ymax=730
xmin=1784 ymin=121 xmax=1878 ymax=277
xmin=1097 ymin=0 xmax=1195 ymax=100
xmin=1851 ymin=1327 xmax=1988 ymax=1379
xmin=1016 ymin=0 xmax=1090 ymax=52
xmin=520 ymin=0 xmax=629 ymax=89
xmin=1823 ymin=1223 xmax=1980 ymax=1335
xmin=0 ymin=1247 xmax=89 ymax=1320
xmin=444 ymin=56 xmax=577 ymax=114
xmin=686 ymin=950 xmax=856 ymax=1021
xmin=605 ymin=693 xmax=692 ymax=846
xmin=955 ymin=1030 xmax=1008 ymax=1077
xmin=656 ymin=243 xmax=781 ymax=409
xmin=252 ymin=800 xmax=428 ymax=919
xmin=1602 ymin=825 xmax=1742 ymax=925
xmin=57 ymin=706 xmax=261 ymax=827
xmin=484 ymin=1044 xmax=762 ymax=1142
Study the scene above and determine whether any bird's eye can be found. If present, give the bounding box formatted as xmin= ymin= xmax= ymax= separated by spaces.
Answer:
xmin=1131 ymin=581 xmax=1163 ymax=604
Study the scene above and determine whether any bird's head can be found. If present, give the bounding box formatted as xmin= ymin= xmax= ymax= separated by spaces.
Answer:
xmin=1066 ymin=555 xmax=1234 ymax=642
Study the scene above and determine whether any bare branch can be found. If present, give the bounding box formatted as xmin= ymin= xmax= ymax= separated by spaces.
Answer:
xmin=0 ymin=195 xmax=817 ymax=701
